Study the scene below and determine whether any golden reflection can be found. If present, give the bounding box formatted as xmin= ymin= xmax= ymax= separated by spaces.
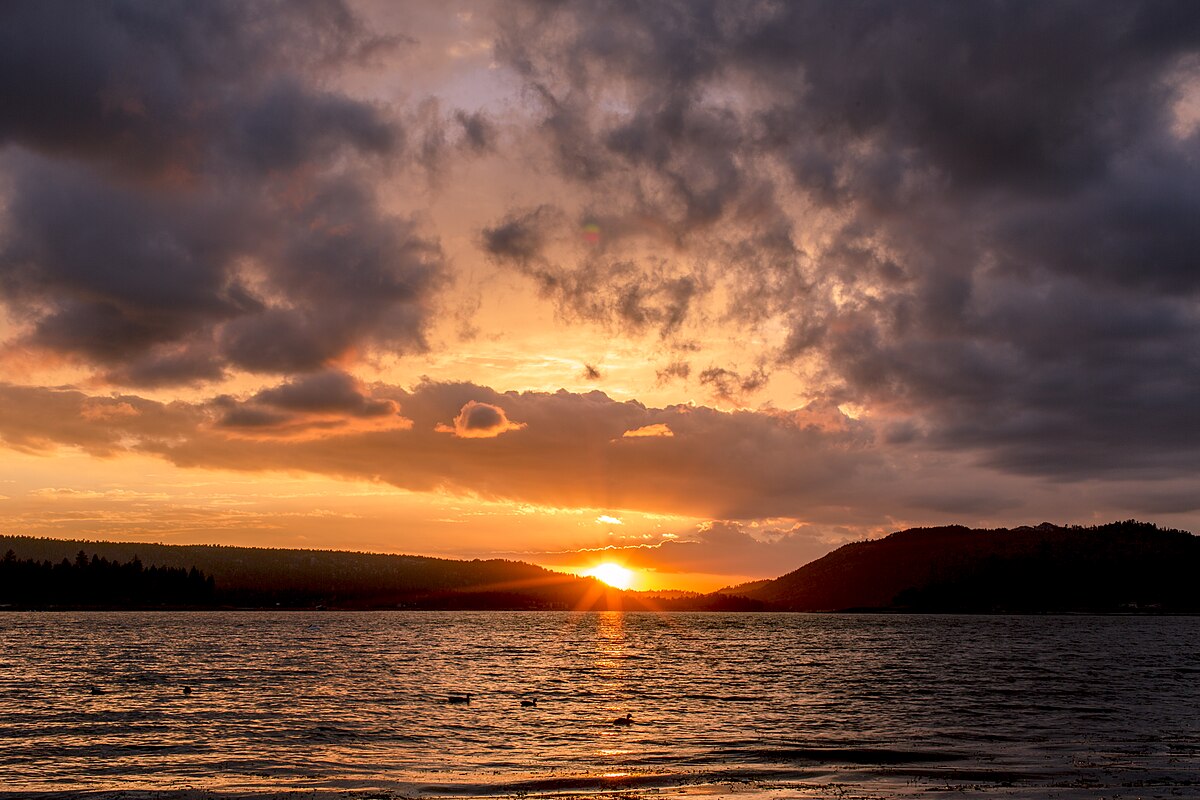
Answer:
xmin=597 ymin=610 xmax=625 ymax=641
xmin=592 ymin=611 xmax=627 ymax=670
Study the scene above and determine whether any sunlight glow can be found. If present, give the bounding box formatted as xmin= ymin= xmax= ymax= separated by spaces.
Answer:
xmin=584 ymin=562 xmax=635 ymax=590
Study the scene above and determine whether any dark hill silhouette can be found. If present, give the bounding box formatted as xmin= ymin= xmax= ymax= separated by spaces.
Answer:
xmin=727 ymin=521 xmax=1200 ymax=612
xmin=5 ymin=520 xmax=1191 ymax=612
xmin=1 ymin=549 xmax=214 ymax=608
xmin=0 ymin=536 xmax=757 ymax=611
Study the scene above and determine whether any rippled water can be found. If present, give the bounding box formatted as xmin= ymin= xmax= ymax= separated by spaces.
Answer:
xmin=2 ymin=612 xmax=1198 ymax=799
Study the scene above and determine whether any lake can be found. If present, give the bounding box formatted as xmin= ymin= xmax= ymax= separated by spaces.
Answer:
xmin=1 ymin=612 xmax=1198 ymax=799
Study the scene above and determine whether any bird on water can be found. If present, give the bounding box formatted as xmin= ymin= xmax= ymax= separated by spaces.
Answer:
xmin=612 ymin=713 xmax=633 ymax=726
xmin=447 ymin=693 xmax=472 ymax=704
xmin=520 ymin=698 xmax=537 ymax=707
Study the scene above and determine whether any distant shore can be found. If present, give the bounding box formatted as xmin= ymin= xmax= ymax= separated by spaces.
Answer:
xmin=5 ymin=520 xmax=1198 ymax=614
xmin=2 ymin=605 xmax=1196 ymax=615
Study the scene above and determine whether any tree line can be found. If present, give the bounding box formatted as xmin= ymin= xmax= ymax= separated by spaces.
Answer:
xmin=0 ymin=550 xmax=215 ymax=607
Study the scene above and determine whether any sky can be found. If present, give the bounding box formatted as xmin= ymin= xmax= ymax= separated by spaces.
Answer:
xmin=1 ymin=0 xmax=1199 ymax=591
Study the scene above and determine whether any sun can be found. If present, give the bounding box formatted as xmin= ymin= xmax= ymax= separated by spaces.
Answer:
xmin=584 ymin=562 xmax=635 ymax=590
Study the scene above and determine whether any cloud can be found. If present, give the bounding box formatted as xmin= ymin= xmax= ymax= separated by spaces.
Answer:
xmin=480 ymin=204 xmax=558 ymax=266
xmin=80 ymin=401 xmax=139 ymax=423
xmin=2 ymin=378 xmax=1199 ymax=535
xmin=0 ymin=380 xmax=878 ymax=519
xmin=435 ymin=400 xmax=527 ymax=439
xmin=212 ymin=370 xmax=408 ymax=439
xmin=102 ymin=343 xmax=227 ymax=388
xmin=481 ymin=205 xmax=703 ymax=339
xmin=698 ymin=366 xmax=769 ymax=405
xmin=622 ymin=423 xmax=673 ymax=438
xmin=454 ymin=110 xmax=497 ymax=154
xmin=0 ymin=383 xmax=204 ymax=457
xmin=0 ymin=0 xmax=406 ymax=177
xmin=252 ymin=370 xmax=398 ymax=417
xmin=0 ymin=0 xmax=472 ymax=386
xmin=486 ymin=0 xmax=1200 ymax=478
xmin=656 ymin=361 xmax=691 ymax=385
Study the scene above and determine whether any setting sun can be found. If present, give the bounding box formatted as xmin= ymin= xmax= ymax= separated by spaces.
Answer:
xmin=584 ymin=562 xmax=635 ymax=590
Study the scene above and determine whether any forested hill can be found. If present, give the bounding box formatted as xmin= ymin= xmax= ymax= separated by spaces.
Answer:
xmin=0 ymin=536 xmax=759 ymax=611
xmin=728 ymin=521 xmax=1200 ymax=612
xmin=7 ymin=521 xmax=1191 ymax=612
xmin=1 ymin=550 xmax=214 ymax=607
xmin=0 ymin=536 xmax=599 ymax=609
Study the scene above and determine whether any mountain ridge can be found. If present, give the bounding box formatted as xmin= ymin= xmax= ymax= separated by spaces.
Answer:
xmin=3 ymin=519 xmax=1195 ymax=612
xmin=727 ymin=520 xmax=1199 ymax=612
xmin=0 ymin=535 xmax=759 ymax=611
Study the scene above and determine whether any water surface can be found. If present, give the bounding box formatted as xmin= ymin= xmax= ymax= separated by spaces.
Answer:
xmin=2 ymin=612 xmax=1197 ymax=799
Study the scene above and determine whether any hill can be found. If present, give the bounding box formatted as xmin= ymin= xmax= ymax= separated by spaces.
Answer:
xmin=0 ymin=536 xmax=759 ymax=611
xmin=8 ymin=521 xmax=1191 ymax=613
xmin=728 ymin=521 xmax=1200 ymax=612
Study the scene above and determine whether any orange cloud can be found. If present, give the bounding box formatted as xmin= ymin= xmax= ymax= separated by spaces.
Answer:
xmin=435 ymin=400 xmax=527 ymax=438
xmin=80 ymin=401 xmax=139 ymax=422
xmin=0 ymin=380 xmax=876 ymax=520
xmin=4 ymin=378 xmax=1168 ymax=534
xmin=622 ymin=423 xmax=673 ymax=438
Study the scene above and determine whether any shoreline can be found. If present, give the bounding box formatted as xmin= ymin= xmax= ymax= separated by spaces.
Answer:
xmin=1 ymin=605 xmax=1196 ymax=615
xmin=4 ymin=772 xmax=1197 ymax=800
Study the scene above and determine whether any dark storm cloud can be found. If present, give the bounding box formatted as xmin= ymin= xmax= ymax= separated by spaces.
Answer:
xmin=491 ymin=0 xmax=1200 ymax=477
xmin=253 ymin=371 xmax=397 ymax=417
xmin=0 ymin=0 xmax=403 ymax=177
xmin=0 ymin=0 xmax=460 ymax=384
xmin=103 ymin=344 xmax=227 ymax=388
xmin=216 ymin=175 xmax=445 ymax=373
xmin=454 ymin=110 xmax=498 ymax=154
xmin=656 ymin=361 xmax=691 ymax=385
xmin=405 ymin=99 xmax=502 ymax=186
xmin=698 ymin=365 xmax=769 ymax=405
xmin=211 ymin=371 xmax=403 ymax=441
xmin=224 ymin=79 xmax=400 ymax=174
xmin=482 ymin=206 xmax=703 ymax=338
xmin=481 ymin=205 xmax=559 ymax=267
xmin=216 ymin=405 xmax=296 ymax=430
xmin=211 ymin=371 xmax=404 ymax=436
xmin=0 ymin=156 xmax=256 ymax=364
